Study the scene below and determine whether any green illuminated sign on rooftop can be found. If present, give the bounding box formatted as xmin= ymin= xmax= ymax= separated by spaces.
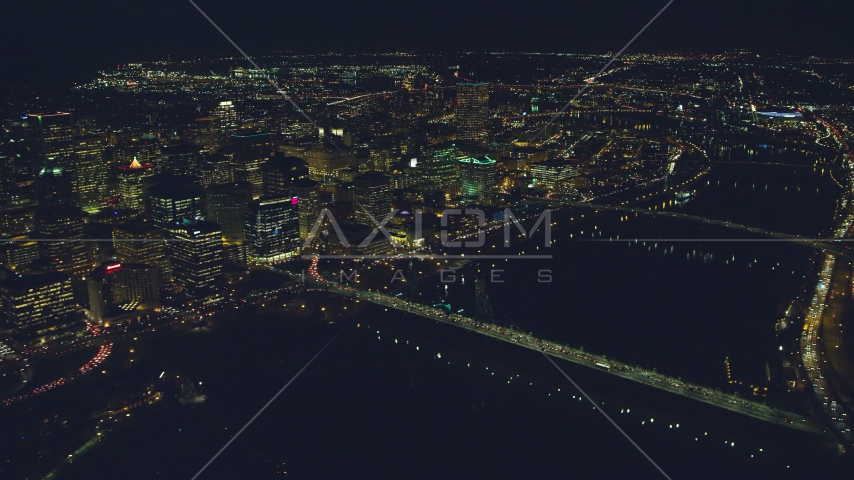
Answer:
xmin=459 ymin=155 xmax=496 ymax=165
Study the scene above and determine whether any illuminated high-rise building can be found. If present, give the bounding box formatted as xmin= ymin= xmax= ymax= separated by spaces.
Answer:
xmin=70 ymin=135 xmax=109 ymax=210
xmin=186 ymin=117 xmax=219 ymax=152
xmin=199 ymin=154 xmax=234 ymax=187
xmin=418 ymin=143 xmax=458 ymax=190
xmin=0 ymin=270 xmax=77 ymax=343
xmin=205 ymin=181 xmax=252 ymax=241
xmin=290 ymin=179 xmax=321 ymax=241
xmin=87 ymin=262 xmax=161 ymax=324
xmin=27 ymin=112 xmax=73 ymax=160
xmin=455 ymin=83 xmax=489 ymax=144
xmin=232 ymin=155 xmax=264 ymax=199
xmin=146 ymin=182 xmax=204 ymax=228
xmin=117 ymin=158 xmax=155 ymax=211
xmin=229 ymin=135 xmax=275 ymax=199
xmin=33 ymin=158 xmax=89 ymax=279
xmin=112 ymin=219 xmax=171 ymax=281
xmin=0 ymin=149 xmax=13 ymax=199
xmin=245 ymin=196 xmax=300 ymax=264
xmin=169 ymin=218 xmax=223 ymax=305
xmin=306 ymin=145 xmax=352 ymax=181
xmin=214 ymin=100 xmax=238 ymax=138
xmin=353 ymin=172 xmax=391 ymax=226
xmin=458 ymin=156 xmax=497 ymax=201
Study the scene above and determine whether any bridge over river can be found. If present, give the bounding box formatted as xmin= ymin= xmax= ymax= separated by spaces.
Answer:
xmin=278 ymin=264 xmax=834 ymax=439
xmin=535 ymin=200 xmax=854 ymax=261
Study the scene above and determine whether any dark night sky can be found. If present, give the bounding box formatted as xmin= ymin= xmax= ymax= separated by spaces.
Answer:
xmin=1 ymin=0 xmax=853 ymax=88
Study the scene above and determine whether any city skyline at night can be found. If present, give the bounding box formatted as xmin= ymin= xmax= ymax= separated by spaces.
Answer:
xmin=2 ymin=2 xmax=854 ymax=479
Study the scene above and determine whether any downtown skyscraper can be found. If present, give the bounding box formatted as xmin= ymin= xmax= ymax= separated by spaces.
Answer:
xmin=418 ymin=143 xmax=458 ymax=191
xmin=213 ymin=100 xmax=238 ymax=138
xmin=70 ymin=134 xmax=109 ymax=210
xmin=458 ymin=156 xmax=497 ymax=202
xmin=245 ymin=196 xmax=300 ymax=264
xmin=33 ymin=158 xmax=89 ymax=279
xmin=455 ymin=82 xmax=489 ymax=144
xmin=169 ymin=218 xmax=224 ymax=305
xmin=0 ymin=270 xmax=77 ymax=344
xmin=117 ymin=158 xmax=155 ymax=211
xmin=353 ymin=172 xmax=391 ymax=226
xmin=27 ymin=112 xmax=73 ymax=161
xmin=205 ymin=181 xmax=253 ymax=242
xmin=290 ymin=179 xmax=320 ymax=241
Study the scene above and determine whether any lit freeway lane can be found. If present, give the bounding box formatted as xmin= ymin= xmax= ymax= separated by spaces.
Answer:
xmin=800 ymin=214 xmax=854 ymax=441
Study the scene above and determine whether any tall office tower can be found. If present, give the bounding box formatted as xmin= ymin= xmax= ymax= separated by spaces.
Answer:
xmin=160 ymin=144 xmax=202 ymax=176
xmin=117 ymin=158 xmax=155 ymax=211
xmin=27 ymin=112 xmax=73 ymax=160
xmin=0 ymin=149 xmax=13 ymax=200
xmin=185 ymin=116 xmax=220 ymax=152
xmin=458 ymin=156 xmax=497 ymax=201
xmin=418 ymin=143 xmax=458 ymax=190
xmin=0 ymin=271 xmax=77 ymax=343
xmin=455 ymin=82 xmax=489 ymax=144
xmin=232 ymin=155 xmax=265 ymax=199
xmin=87 ymin=262 xmax=161 ymax=324
xmin=214 ymin=100 xmax=238 ymax=138
xmin=33 ymin=159 xmax=89 ymax=279
xmin=290 ymin=178 xmax=320 ymax=241
xmin=205 ymin=181 xmax=252 ymax=241
xmin=169 ymin=218 xmax=223 ymax=305
xmin=145 ymin=182 xmax=204 ymax=228
xmin=261 ymin=154 xmax=309 ymax=197
xmin=70 ymin=134 xmax=109 ymax=210
xmin=229 ymin=135 xmax=275 ymax=199
xmin=353 ymin=172 xmax=391 ymax=226
xmin=245 ymin=196 xmax=300 ymax=264
xmin=199 ymin=154 xmax=234 ymax=187
xmin=306 ymin=145 xmax=352 ymax=181
xmin=112 ymin=220 xmax=171 ymax=281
